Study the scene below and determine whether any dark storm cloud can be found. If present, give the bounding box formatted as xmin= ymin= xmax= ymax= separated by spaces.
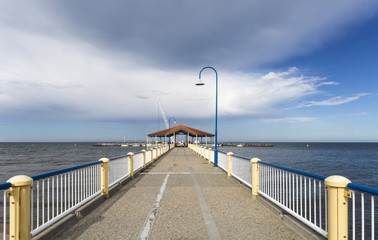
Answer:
xmin=48 ymin=0 xmax=378 ymax=70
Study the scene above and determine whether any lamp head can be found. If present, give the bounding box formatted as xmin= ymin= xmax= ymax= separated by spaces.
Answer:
xmin=195 ymin=79 xmax=205 ymax=86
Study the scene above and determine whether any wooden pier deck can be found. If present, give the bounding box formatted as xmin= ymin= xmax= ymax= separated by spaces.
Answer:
xmin=39 ymin=148 xmax=318 ymax=240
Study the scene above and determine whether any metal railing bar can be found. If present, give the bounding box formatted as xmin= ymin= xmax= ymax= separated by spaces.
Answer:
xmin=347 ymin=183 xmax=378 ymax=195
xmin=31 ymin=161 xmax=101 ymax=181
xmin=0 ymin=182 xmax=11 ymax=190
xmin=259 ymin=161 xmax=326 ymax=181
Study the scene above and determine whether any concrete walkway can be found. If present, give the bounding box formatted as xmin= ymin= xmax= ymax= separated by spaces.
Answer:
xmin=54 ymin=148 xmax=303 ymax=240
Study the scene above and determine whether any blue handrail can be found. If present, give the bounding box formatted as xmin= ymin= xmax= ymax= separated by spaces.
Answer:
xmin=259 ymin=161 xmax=327 ymax=180
xmin=348 ymin=183 xmax=378 ymax=195
xmin=32 ymin=161 xmax=101 ymax=181
xmin=109 ymin=155 xmax=129 ymax=160
xmin=0 ymin=182 xmax=11 ymax=190
xmin=219 ymin=150 xmax=326 ymax=180
xmin=109 ymin=151 xmax=144 ymax=161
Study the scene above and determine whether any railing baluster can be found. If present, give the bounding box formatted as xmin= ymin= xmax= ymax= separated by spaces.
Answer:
xmin=352 ymin=190 xmax=356 ymax=240
xmin=37 ymin=181 xmax=40 ymax=227
xmin=361 ymin=193 xmax=365 ymax=240
xmin=371 ymin=195 xmax=374 ymax=240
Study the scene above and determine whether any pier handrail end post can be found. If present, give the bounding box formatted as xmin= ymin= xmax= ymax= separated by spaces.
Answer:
xmin=99 ymin=158 xmax=110 ymax=197
xmin=250 ymin=158 xmax=261 ymax=196
xmin=7 ymin=175 xmax=33 ymax=240
xmin=128 ymin=152 xmax=134 ymax=177
xmin=227 ymin=152 xmax=234 ymax=177
xmin=325 ymin=175 xmax=351 ymax=240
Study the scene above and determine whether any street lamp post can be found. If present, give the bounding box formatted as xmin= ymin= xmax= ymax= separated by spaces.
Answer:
xmin=168 ymin=117 xmax=176 ymax=150
xmin=196 ymin=66 xmax=218 ymax=167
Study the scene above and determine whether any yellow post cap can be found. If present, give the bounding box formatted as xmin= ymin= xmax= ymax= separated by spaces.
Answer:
xmin=209 ymin=148 xmax=212 ymax=150
xmin=250 ymin=158 xmax=261 ymax=163
xmin=325 ymin=175 xmax=351 ymax=188
xmin=127 ymin=152 xmax=134 ymax=156
xmin=141 ymin=150 xmax=146 ymax=152
xmin=227 ymin=152 xmax=234 ymax=156
xmin=99 ymin=157 xmax=110 ymax=163
xmin=7 ymin=175 xmax=33 ymax=187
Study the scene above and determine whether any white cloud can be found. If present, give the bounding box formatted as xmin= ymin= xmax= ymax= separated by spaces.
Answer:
xmin=288 ymin=93 xmax=369 ymax=109
xmin=0 ymin=24 xmax=333 ymax=121
xmin=0 ymin=1 xmax=376 ymax=123
xmin=264 ymin=117 xmax=319 ymax=123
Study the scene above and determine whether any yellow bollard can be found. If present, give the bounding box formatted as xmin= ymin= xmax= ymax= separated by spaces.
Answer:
xmin=99 ymin=158 xmax=110 ymax=196
xmin=142 ymin=150 xmax=146 ymax=168
xmin=150 ymin=148 xmax=154 ymax=163
xmin=208 ymin=148 xmax=212 ymax=164
xmin=155 ymin=147 xmax=158 ymax=159
xmin=325 ymin=175 xmax=351 ymax=240
xmin=250 ymin=158 xmax=261 ymax=196
xmin=7 ymin=175 xmax=33 ymax=240
xmin=227 ymin=152 xmax=234 ymax=177
xmin=128 ymin=152 xmax=134 ymax=177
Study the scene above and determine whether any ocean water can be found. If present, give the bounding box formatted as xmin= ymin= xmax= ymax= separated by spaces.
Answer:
xmin=219 ymin=142 xmax=378 ymax=189
xmin=0 ymin=142 xmax=144 ymax=183
xmin=0 ymin=142 xmax=377 ymax=189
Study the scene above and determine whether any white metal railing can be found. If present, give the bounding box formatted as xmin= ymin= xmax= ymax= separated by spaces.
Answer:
xmin=0 ymin=146 xmax=171 ymax=239
xmin=133 ymin=152 xmax=143 ymax=172
xmin=30 ymin=162 xmax=102 ymax=236
xmin=348 ymin=184 xmax=377 ymax=240
xmin=1 ymin=184 xmax=11 ymax=240
xmin=109 ymin=155 xmax=129 ymax=187
xmin=217 ymin=152 xmax=228 ymax=172
xmin=146 ymin=150 xmax=152 ymax=164
xmin=189 ymin=144 xmax=377 ymax=239
xmin=259 ymin=162 xmax=328 ymax=237
xmin=231 ymin=155 xmax=252 ymax=188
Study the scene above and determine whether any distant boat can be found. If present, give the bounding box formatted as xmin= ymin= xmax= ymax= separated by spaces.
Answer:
xmin=236 ymin=144 xmax=243 ymax=147
xmin=121 ymin=144 xmax=128 ymax=147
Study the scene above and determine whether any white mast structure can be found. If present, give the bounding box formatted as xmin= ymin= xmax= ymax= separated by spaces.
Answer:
xmin=158 ymin=99 xmax=170 ymax=145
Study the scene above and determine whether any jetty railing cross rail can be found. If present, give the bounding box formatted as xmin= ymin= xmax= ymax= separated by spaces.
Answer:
xmin=0 ymin=145 xmax=169 ymax=240
xmin=189 ymin=144 xmax=377 ymax=240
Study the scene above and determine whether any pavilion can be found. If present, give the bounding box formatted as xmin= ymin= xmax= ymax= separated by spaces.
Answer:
xmin=147 ymin=124 xmax=215 ymax=147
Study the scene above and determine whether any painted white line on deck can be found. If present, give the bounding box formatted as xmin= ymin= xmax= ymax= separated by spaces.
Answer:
xmin=138 ymin=150 xmax=177 ymax=240
xmin=138 ymin=173 xmax=170 ymax=240
xmin=185 ymin=153 xmax=221 ymax=240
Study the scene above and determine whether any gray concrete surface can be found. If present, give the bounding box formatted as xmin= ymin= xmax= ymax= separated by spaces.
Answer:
xmin=50 ymin=147 xmax=304 ymax=240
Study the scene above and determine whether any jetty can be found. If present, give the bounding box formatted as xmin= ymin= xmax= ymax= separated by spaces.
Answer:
xmin=34 ymin=148 xmax=309 ymax=240
xmin=0 ymin=125 xmax=376 ymax=240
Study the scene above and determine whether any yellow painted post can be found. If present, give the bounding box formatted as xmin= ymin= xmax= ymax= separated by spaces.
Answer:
xmin=325 ymin=175 xmax=351 ymax=240
xmin=250 ymin=158 xmax=261 ymax=196
xmin=128 ymin=152 xmax=134 ymax=177
xmin=208 ymin=148 xmax=212 ymax=164
xmin=227 ymin=152 xmax=234 ymax=177
xmin=155 ymin=147 xmax=158 ymax=159
xmin=99 ymin=158 xmax=110 ymax=196
xmin=150 ymin=148 xmax=154 ymax=163
xmin=6 ymin=175 xmax=33 ymax=240
xmin=142 ymin=150 xmax=146 ymax=168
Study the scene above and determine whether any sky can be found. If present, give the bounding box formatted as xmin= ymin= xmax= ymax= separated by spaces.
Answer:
xmin=1 ymin=0 xmax=378 ymax=142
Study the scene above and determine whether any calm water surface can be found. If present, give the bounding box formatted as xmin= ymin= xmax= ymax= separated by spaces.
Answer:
xmin=219 ymin=142 xmax=378 ymax=188
xmin=0 ymin=142 xmax=144 ymax=183
xmin=0 ymin=142 xmax=377 ymax=189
